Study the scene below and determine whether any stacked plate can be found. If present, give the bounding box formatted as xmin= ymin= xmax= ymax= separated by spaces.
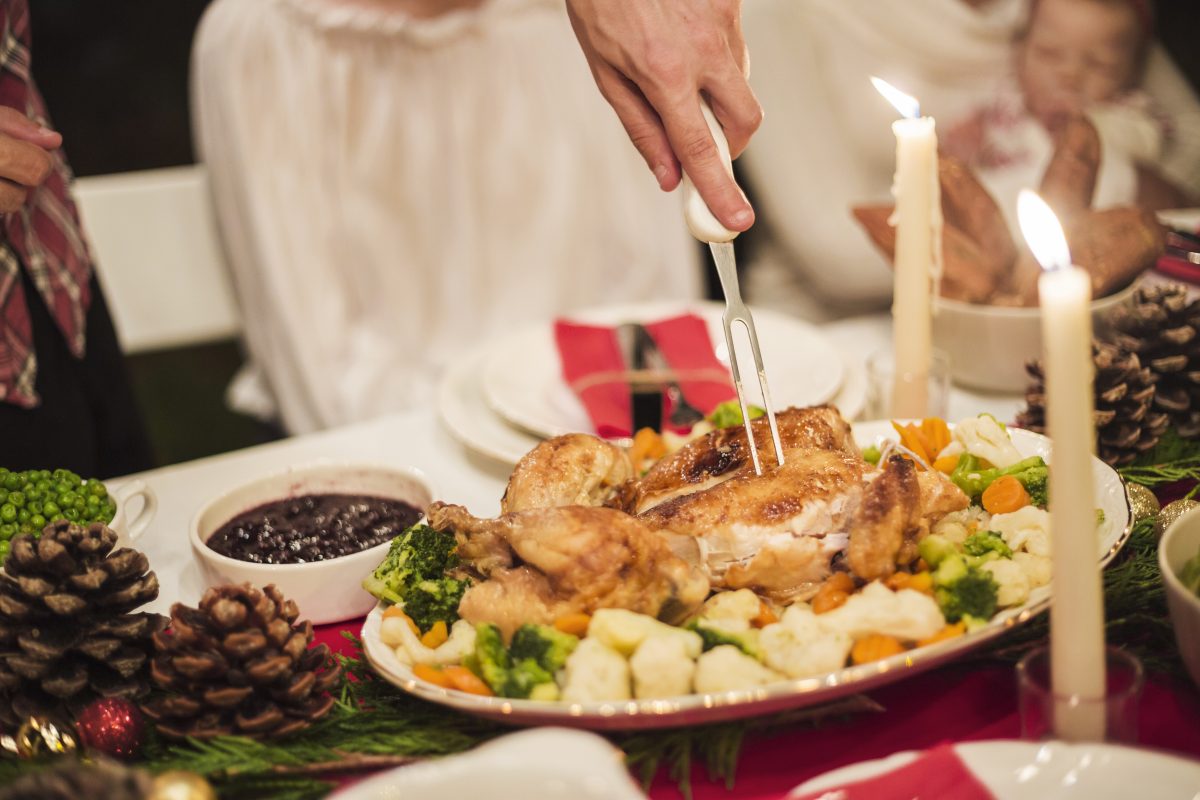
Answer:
xmin=437 ymin=300 xmax=867 ymax=464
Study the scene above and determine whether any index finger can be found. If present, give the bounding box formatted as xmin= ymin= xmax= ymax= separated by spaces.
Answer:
xmin=662 ymin=99 xmax=753 ymax=233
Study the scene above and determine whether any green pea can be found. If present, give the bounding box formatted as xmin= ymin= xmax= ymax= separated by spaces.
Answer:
xmin=7 ymin=492 xmax=24 ymax=508
xmin=0 ymin=490 xmax=7 ymax=505
xmin=29 ymin=514 xmax=44 ymax=530
xmin=0 ymin=523 xmax=14 ymax=539
xmin=54 ymin=482 xmax=71 ymax=496
xmin=16 ymin=509 xmax=28 ymax=524
xmin=87 ymin=481 xmax=108 ymax=499
xmin=26 ymin=501 xmax=41 ymax=515
xmin=73 ymin=498 xmax=86 ymax=513
xmin=3 ymin=474 xmax=20 ymax=491
xmin=35 ymin=480 xmax=50 ymax=493
xmin=59 ymin=490 xmax=77 ymax=506
xmin=0 ymin=505 xmax=15 ymax=523
xmin=42 ymin=502 xmax=60 ymax=519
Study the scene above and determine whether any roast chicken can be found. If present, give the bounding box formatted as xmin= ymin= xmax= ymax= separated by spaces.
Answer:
xmin=426 ymin=502 xmax=709 ymax=638
xmin=501 ymin=433 xmax=633 ymax=513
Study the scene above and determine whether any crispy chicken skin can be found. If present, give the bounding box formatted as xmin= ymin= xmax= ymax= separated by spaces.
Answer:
xmin=501 ymin=433 xmax=633 ymax=514
xmin=624 ymin=405 xmax=858 ymax=514
xmin=640 ymin=448 xmax=870 ymax=600
xmin=426 ymin=502 xmax=710 ymax=637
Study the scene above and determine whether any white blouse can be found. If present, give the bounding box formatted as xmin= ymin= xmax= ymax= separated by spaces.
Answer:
xmin=192 ymin=0 xmax=700 ymax=434
xmin=740 ymin=0 xmax=1200 ymax=321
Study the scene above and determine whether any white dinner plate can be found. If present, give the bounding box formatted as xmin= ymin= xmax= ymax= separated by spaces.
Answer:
xmin=440 ymin=318 xmax=867 ymax=466
xmin=480 ymin=301 xmax=845 ymax=440
xmin=789 ymin=740 xmax=1200 ymax=799
xmin=362 ymin=422 xmax=1132 ymax=730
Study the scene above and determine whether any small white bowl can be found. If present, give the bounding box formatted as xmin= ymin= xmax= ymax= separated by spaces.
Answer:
xmin=190 ymin=462 xmax=434 ymax=625
xmin=107 ymin=478 xmax=157 ymax=549
xmin=932 ymin=280 xmax=1140 ymax=393
xmin=1160 ymin=505 xmax=1200 ymax=689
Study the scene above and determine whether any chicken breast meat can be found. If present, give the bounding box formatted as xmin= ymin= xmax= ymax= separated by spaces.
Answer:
xmin=622 ymin=405 xmax=858 ymax=514
xmin=501 ymin=433 xmax=633 ymax=514
xmin=426 ymin=502 xmax=709 ymax=638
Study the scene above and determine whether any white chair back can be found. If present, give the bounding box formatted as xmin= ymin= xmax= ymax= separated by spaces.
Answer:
xmin=73 ymin=165 xmax=240 ymax=353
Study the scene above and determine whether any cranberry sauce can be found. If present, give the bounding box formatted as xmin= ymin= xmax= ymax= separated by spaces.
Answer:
xmin=206 ymin=493 xmax=421 ymax=565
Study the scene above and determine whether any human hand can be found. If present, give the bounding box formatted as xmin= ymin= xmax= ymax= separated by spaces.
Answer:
xmin=0 ymin=107 xmax=60 ymax=213
xmin=565 ymin=0 xmax=761 ymax=232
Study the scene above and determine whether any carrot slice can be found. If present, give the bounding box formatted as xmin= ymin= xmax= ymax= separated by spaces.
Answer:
xmin=812 ymin=589 xmax=850 ymax=614
xmin=851 ymin=634 xmax=906 ymax=664
xmin=981 ymin=475 xmax=1030 ymax=514
xmin=420 ymin=620 xmax=449 ymax=649
xmin=919 ymin=418 xmax=951 ymax=458
xmin=751 ymin=601 xmax=778 ymax=628
xmin=630 ymin=428 xmax=666 ymax=466
xmin=892 ymin=422 xmax=930 ymax=466
xmin=932 ymin=454 xmax=960 ymax=474
xmin=442 ymin=666 xmax=495 ymax=696
xmin=917 ymin=622 xmax=966 ymax=648
xmin=553 ymin=613 xmax=591 ymax=637
xmin=413 ymin=663 xmax=455 ymax=689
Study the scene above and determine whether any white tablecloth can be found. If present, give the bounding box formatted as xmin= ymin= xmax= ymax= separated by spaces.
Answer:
xmin=115 ymin=314 xmax=1025 ymax=616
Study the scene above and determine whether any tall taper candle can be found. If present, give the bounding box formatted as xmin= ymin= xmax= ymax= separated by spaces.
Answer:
xmin=872 ymin=78 xmax=938 ymax=418
xmin=1021 ymin=190 xmax=1106 ymax=741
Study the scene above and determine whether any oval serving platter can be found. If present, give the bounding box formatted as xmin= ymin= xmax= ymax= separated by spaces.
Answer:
xmin=361 ymin=422 xmax=1133 ymax=731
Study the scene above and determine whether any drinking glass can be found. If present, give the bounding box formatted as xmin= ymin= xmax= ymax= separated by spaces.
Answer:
xmin=1016 ymin=645 xmax=1145 ymax=744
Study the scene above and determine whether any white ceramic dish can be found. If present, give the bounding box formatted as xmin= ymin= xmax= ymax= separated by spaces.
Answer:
xmin=190 ymin=462 xmax=433 ymax=625
xmin=440 ymin=336 xmax=867 ymax=467
xmin=361 ymin=422 xmax=1132 ymax=730
xmin=789 ymin=739 xmax=1200 ymax=799
xmin=932 ymin=279 xmax=1139 ymax=393
xmin=105 ymin=478 xmax=157 ymax=548
xmin=481 ymin=301 xmax=845 ymax=440
xmin=331 ymin=727 xmax=646 ymax=800
xmin=1159 ymin=505 xmax=1200 ymax=689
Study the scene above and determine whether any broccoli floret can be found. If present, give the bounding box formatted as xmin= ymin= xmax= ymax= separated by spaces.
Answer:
xmin=932 ymin=554 xmax=998 ymax=623
xmin=504 ymin=658 xmax=555 ymax=699
xmin=708 ymin=400 xmax=765 ymax=429
xmin=687 ymin=621 xmax=762 ymax=660
xmin=917 ymin=534 xmax=959 ymax=569
xmin=464 ymin=623 xmax=511 ymax=695
xmin=963 ymin=530 xmax=1012 ymax=559
xmin=401 ymin=576 xmax=468 ymax=633
xmin=362 ymin=523 xmax=461 ymax=606
xmin=509 ymin=624 xmax=579 ymax=673
xmin=949 ymin=455 xmax=1049 ymax=507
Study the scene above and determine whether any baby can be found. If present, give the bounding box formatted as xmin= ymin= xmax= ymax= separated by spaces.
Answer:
xmin=945 ymin=0 xmax=1186 ymax=225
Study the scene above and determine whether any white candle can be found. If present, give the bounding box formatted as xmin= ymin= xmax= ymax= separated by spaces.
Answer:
xmin=872 ymin=78 xmax=939 ymax=418
xmin=1018 ymin=190 xmax=1107 ymax=741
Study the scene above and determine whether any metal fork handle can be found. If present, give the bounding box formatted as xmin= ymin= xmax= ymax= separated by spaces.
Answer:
xmin=712 ymin=243 xmax=785 ymax=475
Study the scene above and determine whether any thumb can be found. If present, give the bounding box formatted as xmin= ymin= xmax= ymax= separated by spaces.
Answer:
xmin=0 ymin=107 xmax=61 ymax=149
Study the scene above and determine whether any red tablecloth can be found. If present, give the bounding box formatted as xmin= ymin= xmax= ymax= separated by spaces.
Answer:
xmin=314 ymin=623 xmax=1200 ymax=799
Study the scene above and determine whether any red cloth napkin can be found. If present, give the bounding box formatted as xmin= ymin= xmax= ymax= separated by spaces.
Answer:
xmin=554 ymin=313 xmax=735 ymax=438
xmin=788 ymin=744 xmax=995 ymax=800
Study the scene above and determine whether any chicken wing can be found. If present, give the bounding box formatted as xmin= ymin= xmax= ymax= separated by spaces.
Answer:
xmin=501 ymin=434 xmax=633 ymax=513
xmin=426 ymin=502 xmax=709 ymax=637
xmin=625 ymin=405 xmax=858 ymax=514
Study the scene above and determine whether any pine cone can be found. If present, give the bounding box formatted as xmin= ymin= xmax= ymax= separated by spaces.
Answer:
xmin=143 ymin=584 xmax=341 ymax=740
xmin=1017 ymin=341 xmax=1168 ymax=467
xmin=0 ymin=522 xmax=165 ymax=727
xmin=0 ymin=759 xmax=153 ymax=800
xmin=1109 ymin=283 xmax=1200 ymax=436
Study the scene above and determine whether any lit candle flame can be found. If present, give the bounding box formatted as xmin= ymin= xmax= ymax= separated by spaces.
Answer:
xmin=1017 ymin=189 xmax=1072 ymax=271
xmin=870 ymin=76 xmax=920 ymax=120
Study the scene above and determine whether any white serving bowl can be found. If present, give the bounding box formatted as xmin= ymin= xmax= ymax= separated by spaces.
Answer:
xmin=932 ymin=279 xmax=1140 ymax=393
xmin=1160 ymin=505 xmax=1200 ymax=689
xmin=191 ymin=462 xmax=433 ymax=625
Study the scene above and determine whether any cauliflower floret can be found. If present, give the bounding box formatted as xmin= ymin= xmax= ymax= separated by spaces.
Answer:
xmin=561 ymin=637 xmax=631 ymax=703
xmin=1013 ymin=551 xmax=1052 ymax=588
xmin=588 ymin=609 xmax=702 ymax=658
xmin=935 ymin=440 xmax=965 ymax=461
xmin=385 ymin=618 xmax=477 ymax=666
xmin=693 ymin=645 xmax=783 ymax=693
xmin=760 ymin=606 xmax=853 ymax=678
xmin=695 ymin=589 xmax=763 ymax=633
xmin=630 ymin=635 xmax=696 ymax=699
xmin=932 ymin=507 xmax=992 ymax=547
xmin=981 ymin=558 xmax=1031 ymax=607
xmin=990 ymin=506 xmax=1052 ymax=557
xmin=819 ymin=582 xmax=945 ymax=641
xmin=953 ymin=415 xmax=1023 ymax=468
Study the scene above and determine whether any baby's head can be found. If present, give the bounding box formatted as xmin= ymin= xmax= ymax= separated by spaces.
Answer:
xmin=1016 ymin=0 xmax=1152 ymax=130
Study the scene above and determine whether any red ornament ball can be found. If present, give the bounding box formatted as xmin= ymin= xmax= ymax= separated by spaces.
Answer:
xmin=75 ymin=697 xmax=145 ymax=760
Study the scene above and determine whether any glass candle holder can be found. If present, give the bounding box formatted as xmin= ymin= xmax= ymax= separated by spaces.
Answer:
xmin=1016 ymin=645 xmax=1145 ymax=744
xmin=864 ymin=348 xmax=951 ymax=420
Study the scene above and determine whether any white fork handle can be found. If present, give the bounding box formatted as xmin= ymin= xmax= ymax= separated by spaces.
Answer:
xmin=680 ymin=100 xmax=739 ymax=244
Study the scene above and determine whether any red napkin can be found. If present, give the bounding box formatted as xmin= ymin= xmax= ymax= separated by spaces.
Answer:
xmin=788 ymin=744 xmax=995 ymax=800
xmin=554 ymin=313 xmax=735 ymax=438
